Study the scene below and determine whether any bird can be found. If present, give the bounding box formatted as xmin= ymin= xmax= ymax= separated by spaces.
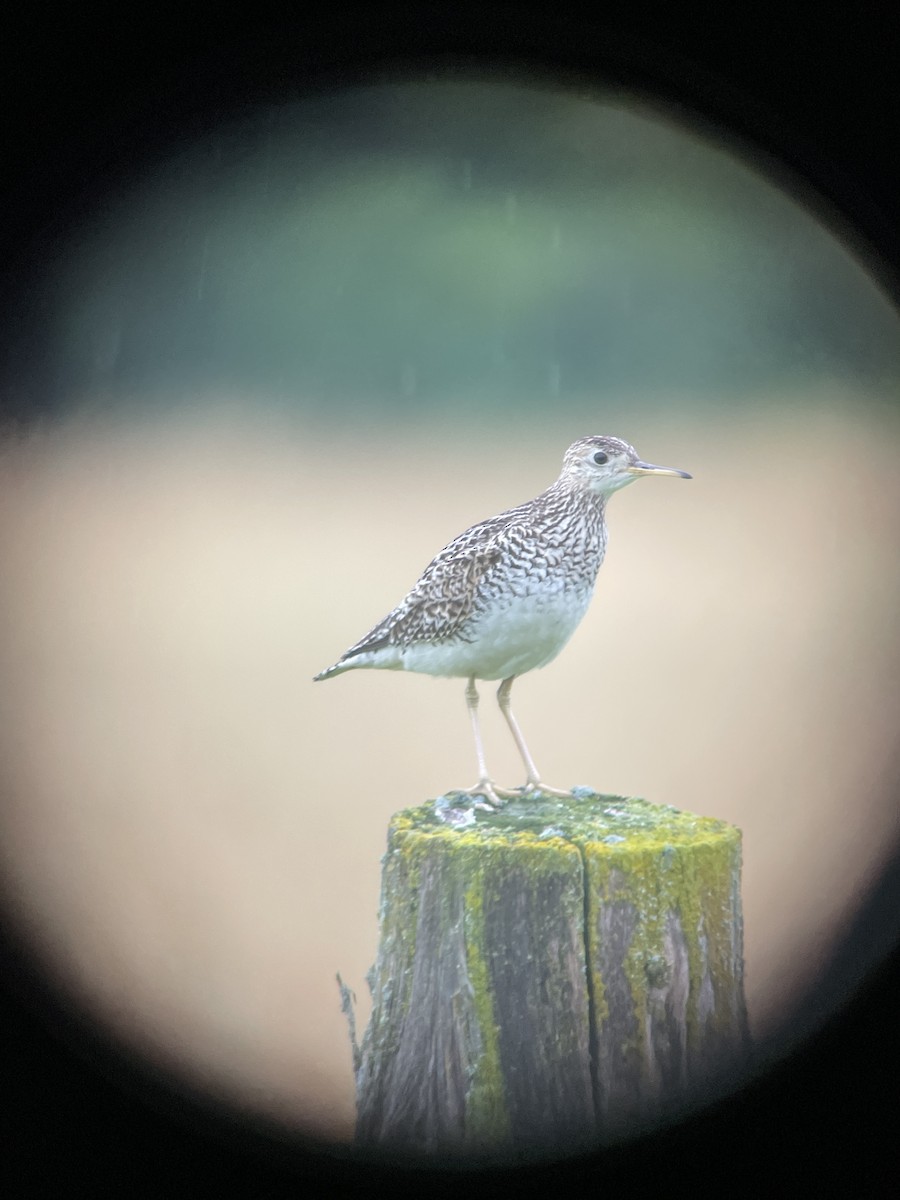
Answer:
xmin=314 ymin=436 xmax=691 ymax=806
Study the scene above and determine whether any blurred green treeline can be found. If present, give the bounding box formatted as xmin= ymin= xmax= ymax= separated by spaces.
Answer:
xmin=42 ymin=80 xmax=900 ymax=416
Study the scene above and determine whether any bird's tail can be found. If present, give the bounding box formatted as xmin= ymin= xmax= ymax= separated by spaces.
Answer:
xmin=313 ymin=660 xmax=347 ymax=682
xmin=314 ymin=633 xmax=398 ymax=680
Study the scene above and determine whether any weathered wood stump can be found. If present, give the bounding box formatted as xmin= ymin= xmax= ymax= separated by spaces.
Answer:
xmin=352 ymin=790 xmax=748 ymax=1160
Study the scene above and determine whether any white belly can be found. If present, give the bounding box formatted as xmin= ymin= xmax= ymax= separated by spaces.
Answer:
xmin=398 ymin=584 xmax=595 ymax=680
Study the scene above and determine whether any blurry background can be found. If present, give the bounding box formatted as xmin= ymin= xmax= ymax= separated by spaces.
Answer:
xmin=1 ymin=78 xmax=899 ymax=1143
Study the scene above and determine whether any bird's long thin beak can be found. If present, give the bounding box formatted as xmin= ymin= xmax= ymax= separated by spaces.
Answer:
xmin=627 ymin=460 xmax=692 ymax=479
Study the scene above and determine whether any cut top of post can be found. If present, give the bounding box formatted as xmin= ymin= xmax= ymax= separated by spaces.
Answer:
xmin=406 ymin=788 xmax=737 ymax=855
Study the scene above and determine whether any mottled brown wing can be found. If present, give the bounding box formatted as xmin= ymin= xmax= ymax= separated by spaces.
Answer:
xmin=339 ymin=514 xmax=520 ymax=659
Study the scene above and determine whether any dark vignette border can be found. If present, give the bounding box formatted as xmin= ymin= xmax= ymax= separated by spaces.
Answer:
xmin=1 ymin=3 xmax=898 ymax=1195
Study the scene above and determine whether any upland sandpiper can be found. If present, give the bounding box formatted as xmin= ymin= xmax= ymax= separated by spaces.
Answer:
xmin=314 ymin=436 xmax=691 ymax=805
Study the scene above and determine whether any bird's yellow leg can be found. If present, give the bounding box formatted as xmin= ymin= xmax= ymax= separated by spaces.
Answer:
xmin=456 ymin=676 xmax=521 ymax=807
xmin=497 ymin=676 xmax=573 ymax=799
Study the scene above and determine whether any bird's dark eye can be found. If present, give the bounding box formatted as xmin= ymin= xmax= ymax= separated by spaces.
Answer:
xmin=592 ymin=451 xmax=609 ymax=465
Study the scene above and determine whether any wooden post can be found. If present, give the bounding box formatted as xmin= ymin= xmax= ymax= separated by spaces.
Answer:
xmin=352 ymin=790 xmax=748 ymax=1161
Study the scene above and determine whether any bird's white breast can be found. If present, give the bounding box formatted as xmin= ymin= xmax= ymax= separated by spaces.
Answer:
xmin=396 ymin=576 xmax=596 ymax=681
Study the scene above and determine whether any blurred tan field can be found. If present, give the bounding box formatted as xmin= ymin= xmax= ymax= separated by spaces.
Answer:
xmin=1 ymin=389 xmax=900 ymax=1140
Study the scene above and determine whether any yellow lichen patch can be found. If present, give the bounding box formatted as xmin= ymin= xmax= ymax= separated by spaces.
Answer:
xmin=460 ymin=869 xmax=510 ymax=1145
xmin=580 ymin=817 xmax=743 ymax=1096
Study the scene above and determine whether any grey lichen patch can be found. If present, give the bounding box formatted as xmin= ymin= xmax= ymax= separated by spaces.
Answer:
xmin=425 ymin=789 xmax=732 ymax=848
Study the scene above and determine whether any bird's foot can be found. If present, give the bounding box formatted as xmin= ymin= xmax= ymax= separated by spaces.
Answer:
xmin=447 ymin=780 xmax=575 ymax=809
xmin=454 ymin=779 xmax=522 ymax=810
xmin=518 ymin=780 xmax=575 ymax=800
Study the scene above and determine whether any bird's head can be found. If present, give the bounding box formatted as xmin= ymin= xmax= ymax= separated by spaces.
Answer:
xmin=561 ymin=435 xmax=692 ymax=496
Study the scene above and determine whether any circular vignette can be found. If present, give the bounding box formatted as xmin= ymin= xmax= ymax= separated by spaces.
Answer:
xmin=1 ymin=5 xmax=899 ymax=1194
